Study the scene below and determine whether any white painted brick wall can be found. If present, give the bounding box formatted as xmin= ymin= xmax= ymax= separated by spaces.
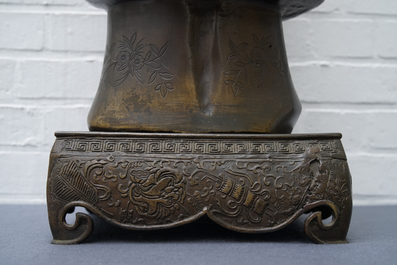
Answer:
xmin=0 ymin=0 xmax=396 ymax=205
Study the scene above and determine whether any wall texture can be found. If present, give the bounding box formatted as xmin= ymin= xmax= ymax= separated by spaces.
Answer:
xmin=0 ymin=0 xmax=396 ymax=205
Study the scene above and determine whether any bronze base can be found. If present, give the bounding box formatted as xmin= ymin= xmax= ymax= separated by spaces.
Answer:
xmin=47 ymin=132 xmax=352 ymax=244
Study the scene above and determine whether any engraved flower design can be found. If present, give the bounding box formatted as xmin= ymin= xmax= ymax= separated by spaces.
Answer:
xmin=130 ymin=54 xmax=144 ymax=69
xmin=251 ymin=47 xmax=265 ymax=61
xmin=128 ymin=54 xmax=144 ymax=74
xmin=224 ymin=35 xmax=288 ymax=95
xmin=116 ymin=51 xmax=130 ymax=65
xmin=102 ymin=32 xmax=175 ymax=98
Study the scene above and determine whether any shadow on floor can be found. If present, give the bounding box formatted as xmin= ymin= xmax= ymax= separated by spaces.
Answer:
xmin=83 ymin=213 xmax=311 ymax=244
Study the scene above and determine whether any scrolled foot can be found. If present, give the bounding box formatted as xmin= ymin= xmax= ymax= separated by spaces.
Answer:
xmin=304 ymin=201 xmax=352 ymax=244
xmin=49 ymin=202 xmax=94 ymax=245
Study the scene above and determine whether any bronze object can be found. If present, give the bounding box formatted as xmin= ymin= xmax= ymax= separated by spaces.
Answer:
xmin=47 ymin=132 xmax=352 ymax=244
xmin=46 ymin=0 xmax=353 ymax=244
xmin=86 ymin=0 xmax=323 ymax=133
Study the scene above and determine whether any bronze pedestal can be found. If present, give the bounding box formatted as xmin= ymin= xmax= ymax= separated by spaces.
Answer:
xmin=48 ymin=132 xmax=351 ymax=244
xmin=46 ymin=0 xmax=353 ymax=244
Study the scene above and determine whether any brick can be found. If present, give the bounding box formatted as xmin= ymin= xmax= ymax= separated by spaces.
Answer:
xmin=0 ymin=105 xmax=91 ymax=148
xmin=348 ymin=154 xmax=397 ymax=196
xmin=283 ymin=19 xmax=312 ymax=58
xmin=294 ymin=109 xmax=397 ymax=151
xmin=0 ymin=12 xmax=44 ymax=50
xmin=46 ymin=13 xmax=107 ymax=52
xmin=312 ymin=19 xmax=374 ymax=58
xmin=0 ymin=152 xmax=48 ymax=200
xmin=367 ymin=111 xmax=397 ymax=149
xmin=0 ymin=106 xmax=42 ymax=146
xmin=310 ymin=0 xmax=344 ymax=13
xmin=290 ymin=63 xmax=397 ymax=103
xmin=0 ymin=59 xmax=15 ymax=99
xmin=41 ymin=106 xmax=91 ymax=147
xmin=293 ymin=109 xmax=368 ymax=153
xmin=376 ymin=21 xmax=397 ymax=59
xmin=0 ymin=0 xmax=81 ymax=5
xmin=346 ymin=0 xmax=397 ymax=16
xmin=15 ymin=59 xmax=102 ymax=99
xmin=44 ymin=0 xmax=81 ymax=5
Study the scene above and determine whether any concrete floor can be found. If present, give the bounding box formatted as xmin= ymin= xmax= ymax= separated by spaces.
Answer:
xmin=1 ymin=205 xmax=396 ymax=265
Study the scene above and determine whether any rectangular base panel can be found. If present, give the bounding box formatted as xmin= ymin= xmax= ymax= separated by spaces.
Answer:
xmin=47 ymin=132 xmax=352 ymax=244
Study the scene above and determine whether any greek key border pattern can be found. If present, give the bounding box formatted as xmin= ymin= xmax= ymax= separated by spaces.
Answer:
xmin=61 ymin=139 xmax=339 ymax=155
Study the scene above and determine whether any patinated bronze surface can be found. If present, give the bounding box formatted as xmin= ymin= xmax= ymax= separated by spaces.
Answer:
xmin=47 ymin=132 xmax=352 ymax=244
xmin=86 ymin=0 xmax=326 ymax=133
xmin=46 ymin=0 xmax=353 ymax=244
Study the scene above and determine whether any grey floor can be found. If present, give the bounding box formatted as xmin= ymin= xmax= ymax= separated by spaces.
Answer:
xmin=1 ymin=205 xmax=396 ymax=265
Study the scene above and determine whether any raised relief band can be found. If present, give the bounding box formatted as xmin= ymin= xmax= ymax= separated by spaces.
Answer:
xmin=59 ymin=138 xmax=341 ymax=156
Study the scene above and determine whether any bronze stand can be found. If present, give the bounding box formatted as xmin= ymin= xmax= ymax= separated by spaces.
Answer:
xmin=47 ymin=132 xmax=352 ymax=244
xmin=46 ymin=0 xmax=353 ymax=244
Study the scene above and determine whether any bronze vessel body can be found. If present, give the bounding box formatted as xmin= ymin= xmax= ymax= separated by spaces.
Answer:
xmin=87 ymin=0 xmax=323 ymax=133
